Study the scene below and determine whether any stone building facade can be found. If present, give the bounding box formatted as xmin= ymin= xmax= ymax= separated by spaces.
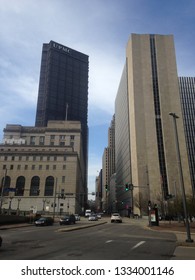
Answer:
xmin=0 ymin=121 xmax=85 ymax=215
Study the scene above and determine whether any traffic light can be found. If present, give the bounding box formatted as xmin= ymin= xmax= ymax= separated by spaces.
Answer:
xmin=105 ymin=185 xmax=108 ymax=191
xmin=125 ymin=184 xmax=129 ymax=191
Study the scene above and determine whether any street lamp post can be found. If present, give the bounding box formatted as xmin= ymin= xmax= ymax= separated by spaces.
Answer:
xmin=8 ymin=196 xmax=13 ymax=215
xmin=169 ymin=112 xmax=193 ymax=243
xmin=17 ymin=198 xmax=21 ymax=215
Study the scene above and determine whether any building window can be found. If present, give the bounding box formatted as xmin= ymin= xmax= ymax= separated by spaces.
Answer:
xmin=15 ymin=176 xmax=25 ymax=196
xmin=10 ymin=165 xmax=14 ymax=170
xmin=44 ymin=176 xmax=54 ymax=196
xmin=53 ymin=165 xmax=56 ymax=170
xmin=17 ymin=165 xmax=21 ymax=170
xmin=60 ymin=135 xmax=65 ymax=140
xmin=1 ymin=176 xmax=11 ymax=196
xmin=32 ymin=165 xmax=35 ymax=170
xmin=30 ymin=176 xmax=40 ymax=196
xmin=30 ymin=136 xmax=36 ymax=145
xmin=46 ymin=165 xmax=49 ymax=170
xmin=39 ymin=136 xmax=45 ymax=145
xmin=70 ymin=135 xmax=75 ymax=140
xmin=62 ymin=176 xmax=65 ymax=183
xmin=39 ymin=165 xmax=42 ymax=170
xmin=25 ymin=165 xmax=28 ymax=170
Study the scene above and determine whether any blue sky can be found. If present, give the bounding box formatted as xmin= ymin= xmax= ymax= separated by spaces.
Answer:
xmin=0 ymin=0 xmax=195 ymax=196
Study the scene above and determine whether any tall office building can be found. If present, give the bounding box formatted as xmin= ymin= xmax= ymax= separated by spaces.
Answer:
xmin=102 ymin=115 xmax=115 ymax=211
xmin=35 ymin=41 xmax=89 ymax=193
xmin=179 ymin=77 xmax=195 ymax=195
xmin=115 ymin=34 xmax=192 ymax=215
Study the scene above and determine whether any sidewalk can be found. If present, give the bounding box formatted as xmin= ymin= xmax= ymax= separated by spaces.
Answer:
xmin=123 ymin=217 xmax=195 ymax=259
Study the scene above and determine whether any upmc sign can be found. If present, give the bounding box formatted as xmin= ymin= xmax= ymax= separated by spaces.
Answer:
xmin=52 ymin=42 xmax=70 ymax=54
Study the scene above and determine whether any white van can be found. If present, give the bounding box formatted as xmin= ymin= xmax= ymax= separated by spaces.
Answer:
xmin=85 ymin=209 xmax=91 ymax=217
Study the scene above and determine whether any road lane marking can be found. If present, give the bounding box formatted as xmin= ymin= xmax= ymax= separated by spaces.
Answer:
xmin=106 ymin=240 xmax=113 ymax=243
xmin=131 ymin=241 xmax=145 ymax=250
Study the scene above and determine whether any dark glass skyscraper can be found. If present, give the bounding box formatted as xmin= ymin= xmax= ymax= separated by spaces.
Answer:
xmin=35 ymin=40 xmax=89 ymax=188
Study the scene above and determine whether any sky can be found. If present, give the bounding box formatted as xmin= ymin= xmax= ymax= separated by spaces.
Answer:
xmin=0 ymin=0 xmax=195 ymax=197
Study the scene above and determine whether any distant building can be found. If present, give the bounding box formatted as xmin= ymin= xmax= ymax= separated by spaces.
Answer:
xmin=179 ymin=77 xmax=195 ymax=195
xmin=115 ymin=34 xmax=192 ymax=215
xmin=0 ymin=121 xmax=85 ymax=215
xmin=102 ymin=115 xmax=115 ymax=211
xmin=35 ymin=40 xmax=89 ymax=197
xmin=95 ymin=170 xmax=102 ymax=211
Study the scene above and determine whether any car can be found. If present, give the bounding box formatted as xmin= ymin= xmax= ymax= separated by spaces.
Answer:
xmin=88 ymin=214 xmax=98 ymax=221
xmin=74 ymin=214 xmax=80 ymax=221
xmin=35 ymin=217 xmax=54 ymax=226
xmin=59 ymin=214 xmax=76 ymax=225
xmin=0 ymin=236 xmax=2 ymax=247
xmin=111 ymin=213 xmax=122 ymax=223
xmin=96 ymin=213 xmax=102 ymax=219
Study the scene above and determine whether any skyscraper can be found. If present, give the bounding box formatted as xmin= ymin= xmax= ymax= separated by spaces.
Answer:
xmin=115 ymin=34 xmax=192 ymax=215
xmin=35 ymin=40 xmax=89 ymax=191
xmin=179 ymin=77 xmax=195 ymax=195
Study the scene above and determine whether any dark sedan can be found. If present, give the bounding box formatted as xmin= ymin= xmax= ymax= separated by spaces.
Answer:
xmin=59 ymin=214 xmax=76 ymax=225
xmin=35 ymin=217 xmax=54 ymax=226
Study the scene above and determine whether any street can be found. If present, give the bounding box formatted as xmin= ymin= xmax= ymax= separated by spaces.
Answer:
xmin=0 ymin=218 xmax=177 ymax=260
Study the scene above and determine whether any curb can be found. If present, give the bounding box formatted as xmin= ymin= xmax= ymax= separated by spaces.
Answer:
xmin=0 ymin=223 xmax=34 ymax=230
xmin=57 ymin=221 xmax=108 ymax=232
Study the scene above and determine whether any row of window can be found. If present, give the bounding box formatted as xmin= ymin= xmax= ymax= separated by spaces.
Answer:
xmin=2 ymin=164 xmax=66 ymax=171
xmin=1 ymin=155 xmax=67 ymax=161
xmin=1 ymin=175 xmax=66 ymax=197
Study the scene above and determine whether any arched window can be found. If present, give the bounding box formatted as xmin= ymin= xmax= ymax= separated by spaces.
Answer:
xmin=30 ymin=176 xmax=40 ymax=196
xmin=15 ymin=176 xmax=25 ymax=196
xmin=44 ymin=176 xmax=54 ymax=196
xmin=1 ymin=176 xmax=11 ymax=196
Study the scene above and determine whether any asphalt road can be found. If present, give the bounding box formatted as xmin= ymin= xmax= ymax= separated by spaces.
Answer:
xmin=0 ymin=220 xmax=177 ymax=260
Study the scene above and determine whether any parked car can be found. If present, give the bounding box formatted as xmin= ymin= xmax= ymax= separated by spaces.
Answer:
xmin=59 ymin=214 xmax=76 ymax=225
xmin=74 ymin=214 xmax=80 ymax=221
xmin=88 ymin=214 xmax=98 ymax=221
xmin=0 ymin=236 xmax=2 ymax=247
xmin=111 ymin=213 xmax=122 ymax=223
xmin=35 ymin=217 xmax=54 ymax=226
xmin=96 ymin=213 xmax=102 ymax=219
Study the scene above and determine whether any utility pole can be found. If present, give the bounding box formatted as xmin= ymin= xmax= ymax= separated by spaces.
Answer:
xmin=169 ymin=112 xmax=193 ymax=243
